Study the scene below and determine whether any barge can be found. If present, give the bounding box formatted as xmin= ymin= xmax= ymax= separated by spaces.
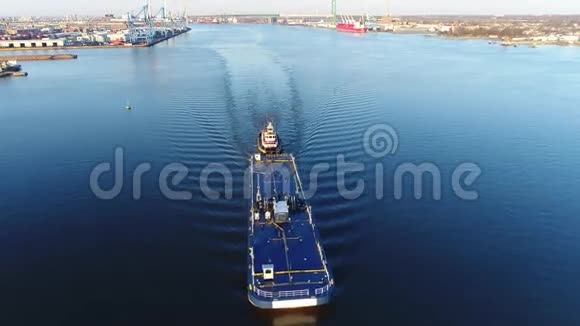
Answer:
xmin=247 ymin=123 xmax=334 ymax=309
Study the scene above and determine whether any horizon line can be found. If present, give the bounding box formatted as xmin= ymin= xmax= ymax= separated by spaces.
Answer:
xmin=3 ymin=12 xmax=580 ymax=18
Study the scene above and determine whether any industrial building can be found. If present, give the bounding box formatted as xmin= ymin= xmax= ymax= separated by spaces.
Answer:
xmin=0 ymin=39 xmax=65 ymax=48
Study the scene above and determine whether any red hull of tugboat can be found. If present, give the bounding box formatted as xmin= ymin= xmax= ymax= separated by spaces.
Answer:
xmin=336 ymin=23 xmax=368 ymax=33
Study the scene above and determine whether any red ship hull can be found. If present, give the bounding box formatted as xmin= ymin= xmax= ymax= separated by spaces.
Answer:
xmin=336 ymin=23 xmax=368 ymax=33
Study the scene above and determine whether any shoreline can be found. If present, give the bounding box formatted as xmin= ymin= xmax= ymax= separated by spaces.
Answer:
xmin=0 ymin=44 xmax=146 ymax=52
xmin=0 ymin=28 xmax=191 ymax=52
xmin=289 ymin=24 xmax=580 ymax=48
xmin=433 ymin=34 xmax=580 ymax=47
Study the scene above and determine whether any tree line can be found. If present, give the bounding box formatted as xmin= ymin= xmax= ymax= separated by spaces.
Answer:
xmin=443 ymin=26 xmax=528 ymax=38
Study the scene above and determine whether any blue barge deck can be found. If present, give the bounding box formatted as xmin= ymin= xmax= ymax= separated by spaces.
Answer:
xmin=247 ymin=153 xmax=334 ymax=309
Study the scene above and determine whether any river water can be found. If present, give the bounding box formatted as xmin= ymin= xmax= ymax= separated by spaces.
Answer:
xmin=1 ymin=25 xmax=580 ymax=325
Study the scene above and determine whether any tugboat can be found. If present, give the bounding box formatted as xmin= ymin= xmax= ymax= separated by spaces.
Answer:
xmin=247 ymin=123 xmax=334 ymax=309
xmin=0 ymin=61 xmax=27 ymax=77
xmin=3 ymin=61 xmax=22 ymax=72
xmin=257 ymin=122 xmax=282 ymax=155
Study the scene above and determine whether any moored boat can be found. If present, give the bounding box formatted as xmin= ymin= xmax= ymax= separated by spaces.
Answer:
xmin=336 ymin=15 xmax=368 ymax=33
xmin=2 ymin=60 xmax=22 ymax=72
xmin=0 ymin=60 xmax=26 ymax=77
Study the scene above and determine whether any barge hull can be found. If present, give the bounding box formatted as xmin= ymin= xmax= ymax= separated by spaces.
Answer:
xmin=247 ymin=154 xmax=334 ymax=309
xmin=248 ymin=292 xmax=330 ymax=309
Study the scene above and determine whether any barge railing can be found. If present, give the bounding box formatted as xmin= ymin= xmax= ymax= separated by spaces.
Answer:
xmin=255 ymin=288 xmax=310 ymax=299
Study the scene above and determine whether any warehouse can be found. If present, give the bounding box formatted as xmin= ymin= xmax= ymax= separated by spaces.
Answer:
xmin=0 ymin=39 xmax=65 ymax=48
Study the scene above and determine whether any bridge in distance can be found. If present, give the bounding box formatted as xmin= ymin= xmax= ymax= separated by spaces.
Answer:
xmin=189 ymin=13 xmax=337 ymax=24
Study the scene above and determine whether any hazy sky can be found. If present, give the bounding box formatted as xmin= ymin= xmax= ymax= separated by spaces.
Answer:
xmin=4 ymin=0 xmax=580 ymax=16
